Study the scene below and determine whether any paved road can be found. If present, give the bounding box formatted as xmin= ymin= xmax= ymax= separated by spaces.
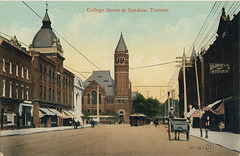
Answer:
xmin=0 ymin=124 xmax=238 ymax=156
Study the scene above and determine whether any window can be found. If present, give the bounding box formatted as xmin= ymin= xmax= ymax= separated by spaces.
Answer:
xmin=57 ymin=73 xmax=61 ymax=86
xmin=88 ymin=109 xmax=90 ymax=113
xmin=40 ymin=85 xmax=42 ymax=99
xmin=65 ymin=78 xmax=67 ymax=89
xmin=26 ymin=68 xmax=29 ymax=79
xmin=9 ymin=82 xmax=12 ymax=98
xmin=10 ymin=62 xmax=12 ymax=74
xmin=99 ymin=94 xmax=101 ymax=104
xmin=44 ymin=86 xmax=46 ymax=100
xmin=52 ymin=71 xmax=55 ymax=84
xmin=21 ymin=67 xmax=24 ymax=78
xmin=92 ymin=91 xmax=97 ymax=104
xmin=3 ymin=59 xmax=6 ymax=72
xmin=87 ymin=94 xmax=90 ymax=104
xmin=21 ymin=85 xmax=24 ymax=99
xmin=119 ymin=100 xmax=121 ymax=104
xmin=66 ymin=94 xmax=67 ymax=104
xmin=15 ymin=84 xmax=18 ymax=98
xmin=39 ymin=65 xmax=42 ymax=79
xmin=63 ymin=77 xmax=65 ymax=88
xmin=63 ymin=93 xmax=65 ymax=103
xmin=52 ymin=89 xmax=55 ymax=101
xmin=122 ymin=100 xmax=124 ymax=104
xmin=49 ymin=70 xmax=51 ymax=83
xmin=16 ymin=64 xmax=18 ymax=76
xmin=57 ymin=91 xmax=60 ymax=102
xmin=69 ymin=95 xmax=71 ymax=105
xmin=44 ymin=67 xmax=46 ymax=81
xmin=26 ymin=87 xmax=29 ymax=100
xmin=2 ymin=80 xmax=5 ymax=97
xmin=106 ymin=100 xmax=109 ymax=104
xmin=6 ymin=113 xmax=14 ymax=125
xmin=117 ymin=57 xmax=125 ymax=64
xmin=49 ymin=88 xmax=51 ymax=101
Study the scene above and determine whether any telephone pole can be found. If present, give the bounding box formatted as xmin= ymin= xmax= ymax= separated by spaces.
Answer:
xmin=97 ymin=85 xmax=99 ymax=123
xmin=176 ymin=49 xmax=192 ymax=118
xmin=194 ymin=58 xmax=203 ymax=137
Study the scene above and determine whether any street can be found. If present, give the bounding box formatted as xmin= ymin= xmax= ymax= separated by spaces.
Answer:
xmin=0 ymin=124 xmax=238 ymax=156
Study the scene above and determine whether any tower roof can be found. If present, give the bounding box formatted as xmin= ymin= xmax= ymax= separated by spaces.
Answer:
xmin=115 ymin=33 xmax=128 ymax=52
xmin=31 ymin=11 xmax=57 ymax=48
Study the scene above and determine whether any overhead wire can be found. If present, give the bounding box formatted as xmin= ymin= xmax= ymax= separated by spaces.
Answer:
xmin=22 ymin=1 xmax=101 ymax=71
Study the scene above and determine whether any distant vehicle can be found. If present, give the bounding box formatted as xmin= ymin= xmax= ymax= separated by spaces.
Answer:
xmin=129 ymin=113 xmax=147 ymax=126
xmin=87 ymin=115 xmax=115 ymax=124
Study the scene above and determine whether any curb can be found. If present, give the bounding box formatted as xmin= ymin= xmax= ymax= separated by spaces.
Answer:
xmin=190 ymin=134 xmax=240 ymax=153
xmin=0 ymin=125 xmax=91 ymax=137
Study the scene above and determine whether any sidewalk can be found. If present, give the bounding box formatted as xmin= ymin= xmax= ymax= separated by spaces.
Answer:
xmin=190 ymin=128 xmax=240 ymax=152
xmin=0 ymin=124 xmax=91 ymax=137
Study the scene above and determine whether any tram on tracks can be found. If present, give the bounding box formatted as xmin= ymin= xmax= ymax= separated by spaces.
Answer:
xmin=129 ymin=113 xmax=147 ymax=126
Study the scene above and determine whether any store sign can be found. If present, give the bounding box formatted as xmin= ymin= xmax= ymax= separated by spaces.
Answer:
xmin=209 ymin=63 xmax=230 ymax=74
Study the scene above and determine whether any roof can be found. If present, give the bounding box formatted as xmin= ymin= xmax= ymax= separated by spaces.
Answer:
xmin=74 ymin=75 xmax=84 ymax=89
xmin=31 ymin=11 xmax=57 ymax=48
xmin=115 ymin=33 xmax=128 ymax=52
xmin=84 ymin=70 xmax=115 ymax=95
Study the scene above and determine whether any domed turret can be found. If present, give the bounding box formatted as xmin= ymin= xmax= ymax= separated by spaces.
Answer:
xmin=30 ymin=9 xmax=64 ymax=57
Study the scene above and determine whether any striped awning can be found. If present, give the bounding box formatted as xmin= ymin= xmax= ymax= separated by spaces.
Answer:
xmin=63 ymin=110 xmax=75 ymax=118
xmin=39 ymin=108 xmax=56 ymax=116
xmin=49 ymin=109 xmax=69 ymax=119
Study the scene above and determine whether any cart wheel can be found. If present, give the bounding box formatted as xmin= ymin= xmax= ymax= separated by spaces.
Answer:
xmin=186 ymin=131 xmax=189 ymax=141
xmin=168 ymin=123 xmax=171 ymax=140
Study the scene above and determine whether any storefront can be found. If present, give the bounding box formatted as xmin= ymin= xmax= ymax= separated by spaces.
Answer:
xmin=39 ymin=108 xmax=56 ymax=127
xmin=19 ymin=101 xmax=33 ymax=128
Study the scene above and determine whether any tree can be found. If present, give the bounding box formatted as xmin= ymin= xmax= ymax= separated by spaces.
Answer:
xmin=132 ymin=93 xmax=162 ymax=118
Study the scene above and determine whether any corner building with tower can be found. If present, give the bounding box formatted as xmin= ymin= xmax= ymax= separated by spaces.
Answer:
xmin=83 ymin=34 xmax=132 ymax=124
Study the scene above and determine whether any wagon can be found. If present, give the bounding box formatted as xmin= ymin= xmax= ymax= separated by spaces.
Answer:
xmin=168 ymin=118 xmax=190 ymax=141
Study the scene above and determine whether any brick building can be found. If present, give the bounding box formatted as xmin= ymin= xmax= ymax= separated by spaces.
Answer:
xmin=83 ymin=34 xmax=132 ymax=123
xmin=0 ymin=35 xmax=32 ymax=129
xmin=29 ymin=9 xmax=74 ymax=127
xmin=178 ymin=8 xmax=239 ymax=133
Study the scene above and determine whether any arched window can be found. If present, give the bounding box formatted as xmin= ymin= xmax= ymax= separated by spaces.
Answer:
xmin=99 ymin=94 xmax=101 ymax=104
xmin=120 ymin=111 xmax=124 ymax=115
xmin=21 ymin=67 xmax=24 ymax=78
xmin=92 ymin=91 xmax=97 ymax=104
xmin=39 ymin=65 xmax=42 ymax=79
xmin=87 ymin=94 xmax=90 ymax=104
xmin=16 ymin=64 xmax=19 ymax=76
xmin=9 ymin=62 xmax=12 ymax=74
xmin=26 ymin=68 xmax=29 ymax=79
xmin=2 ymin=59 xmax=6 ymax=72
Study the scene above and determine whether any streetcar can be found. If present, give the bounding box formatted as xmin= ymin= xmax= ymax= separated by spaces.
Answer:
xmin=129 ymin=113 xmax=147 ymax=126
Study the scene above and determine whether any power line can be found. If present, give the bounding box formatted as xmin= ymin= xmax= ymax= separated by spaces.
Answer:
xmin=64 ymin=65 xmax=87 ymax=79
xmin=130 ymin=61 xmax=175 ymax=70
xmin=22 ymin=1 xmax=101 ymax=70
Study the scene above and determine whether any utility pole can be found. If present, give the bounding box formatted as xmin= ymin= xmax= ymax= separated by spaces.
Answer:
xmin=194 ymin=58 xmax=203 ymax=137
xmin=171 ymin=89 xmax=175 ymax=111
xmin=167 ymin=91 xmax=170 ymax=114
xmin=97 ymin=85 xmax=99 ymax=123
xmin=176 ymin=49 xmax=192 ymax=118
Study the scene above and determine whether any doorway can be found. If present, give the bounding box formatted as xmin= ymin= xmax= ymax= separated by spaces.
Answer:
xmin=1 ymin=108 xmax=4 ymax=129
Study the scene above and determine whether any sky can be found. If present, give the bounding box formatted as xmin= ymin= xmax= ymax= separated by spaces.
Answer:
xmin=0 ymin=1 xmax=238 ymax=102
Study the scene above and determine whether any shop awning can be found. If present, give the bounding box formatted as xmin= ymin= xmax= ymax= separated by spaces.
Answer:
xmin=49 ymin=109 xmax=69 ymax=119
xmin=39 ymin=110 xmax=44 ymax=118
xmin=191 ymin=109 xmax=205 ymax=118
xmin=187 ymin=108 xmax=197 ymax=118
xmin=63 ymin=110 xmax=75 ymax=118
xmin=39 ymin=108 xmax=56 ymax=116
xmin=203 ymin=100 xmax=224 ymax=115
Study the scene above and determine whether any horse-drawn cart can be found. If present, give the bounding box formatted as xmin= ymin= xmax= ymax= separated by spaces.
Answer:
xmin=168 ymin=118 xmax=190 ymax=141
